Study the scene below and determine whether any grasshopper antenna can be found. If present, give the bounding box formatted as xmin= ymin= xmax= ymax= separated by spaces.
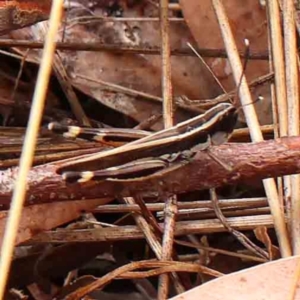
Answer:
xmin=234 ymin=39 xmax=263 ymax=109
xmin=187 ymin=42 xmax=226 ymax=94
xmin=233 ymin=38 xmax=250 ymax=105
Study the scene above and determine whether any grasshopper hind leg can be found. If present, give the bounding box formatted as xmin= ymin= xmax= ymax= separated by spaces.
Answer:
xmin=61 ymin=158 xmax=169 ymax=183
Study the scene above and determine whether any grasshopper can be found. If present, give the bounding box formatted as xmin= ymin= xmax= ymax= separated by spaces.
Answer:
xmin=49 ymin=102 xmax=237 ymax=182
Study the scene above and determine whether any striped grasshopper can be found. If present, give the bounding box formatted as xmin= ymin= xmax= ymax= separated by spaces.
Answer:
xmin=49 ymin=102 xmax=237 ymax=183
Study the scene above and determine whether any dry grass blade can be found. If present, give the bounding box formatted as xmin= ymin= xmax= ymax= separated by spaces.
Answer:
xmin=158 ymin=0 xmax=177 ymax=298
xmin=93 ymin=197 xmax=268 ymax=213
xmin=266 ymin=0 xmax=292 ymax=258
xmin=267 ymin=0 xmax=288 ymax=136
xmin=31 ymin=214 xmax=275 ymax=243
xmin=175 ymin=239 xmax=267 ymax=263
xmin=211 ymin=0 xmax=291 ymax=257
xmin=266 ymin=0 xmax=289 ymax=249
xmin=282 ymin=0 xmax=300 ymax=255
xmin=0 ymin=1 xmax=64 ymax=297
xmin=160 ymin=0 xmax=174 ymax=128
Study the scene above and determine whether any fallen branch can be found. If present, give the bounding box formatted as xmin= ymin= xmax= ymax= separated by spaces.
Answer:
xmin=0 ymin=136 xmax=300 ymax=205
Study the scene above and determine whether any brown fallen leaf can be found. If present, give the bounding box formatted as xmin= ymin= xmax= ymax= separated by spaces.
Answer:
xmin=0 ymin=198 xmax=112 ymax=246
xmin=170 ymin=256 xmax=300 ymax=300
xmin=9 ymin=1 xmax=224 ymax=129
xmin=180 ymin=0 xmax=268 ymax=87
xmin=254 ymin=226 xmax=280 ymax=260
xmin=180 ymin=0 xmax=272 ymax=125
